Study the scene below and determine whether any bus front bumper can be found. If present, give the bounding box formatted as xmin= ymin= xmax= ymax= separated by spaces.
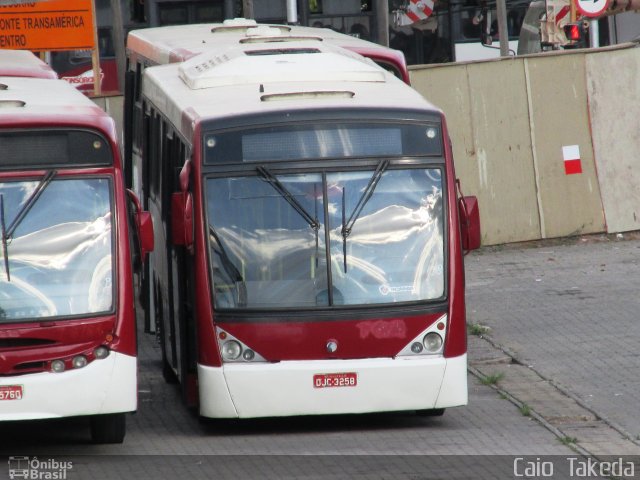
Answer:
xmin=198 ymin=353 xmax=467 ymax=418
xmin=0 ymin=351 xmax=136 ymax=421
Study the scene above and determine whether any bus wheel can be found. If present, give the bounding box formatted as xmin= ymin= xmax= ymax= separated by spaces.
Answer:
xmin=416 ymin=408 xmax=445 ymax=417
xmin=90 ymin=413 xmax=126 ymax=444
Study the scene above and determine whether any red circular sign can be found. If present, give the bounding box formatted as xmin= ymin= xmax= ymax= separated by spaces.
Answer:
xmin=574 ymin=0 xmax=611 ymax=18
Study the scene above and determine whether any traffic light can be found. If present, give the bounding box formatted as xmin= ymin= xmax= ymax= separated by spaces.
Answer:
xmin=563 ymin=21 xmax=588 ymax=49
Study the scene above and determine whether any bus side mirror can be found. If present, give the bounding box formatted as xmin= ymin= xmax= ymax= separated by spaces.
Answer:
xmin=172 ymin=160 xmax=194 ymax=249
xmin=126 ymin=190 xmax=155 ymax=262
xmin=459 ymin=195 xmax=481 ymax=252
xmin=137 ymin=211 xmax=155 ymax=259
xmin=171 ymin=191 xmax=193 ymax=248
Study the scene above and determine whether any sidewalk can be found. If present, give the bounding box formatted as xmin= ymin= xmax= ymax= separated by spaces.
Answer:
xmin=465 ymin=233 xmax=640 ymax=456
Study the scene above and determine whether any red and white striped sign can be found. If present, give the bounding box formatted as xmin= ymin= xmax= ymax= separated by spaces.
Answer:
xmin=556 ymin=5 xmax=570 ymax=25
xmin=397 ymin=0 xmax=435 ymax=26
xmin=562 ymin=145 xmax=582 ymax=175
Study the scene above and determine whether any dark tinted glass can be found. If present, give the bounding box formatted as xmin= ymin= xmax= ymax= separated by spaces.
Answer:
xmin=204 ymin=123 xmax=442 ymax=164
xmin=0 ymin=130 xmax=112 ymax=169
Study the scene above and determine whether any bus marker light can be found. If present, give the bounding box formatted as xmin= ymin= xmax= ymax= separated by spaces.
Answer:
xmin=437 ymin=322 xmax=445 ymax=330
xmin=72 ymin=355 xmax=88 ymax=369
xmin=105 ymin=334 xmax=114 ymax=343
xmin=219 ymin=331 xmax=227 ymax=340
xmin=51 ymin=360 xmax=65 ymax=373
xmin=242 ymin=349 xmax=255 ymax=361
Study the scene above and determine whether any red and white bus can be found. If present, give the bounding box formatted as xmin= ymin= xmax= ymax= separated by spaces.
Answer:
xmin=0 ymin=76 xmax=153 ymax=443
xmin=0 ymin=50 xmax=58 ymax=79
xmin=125 ymin=20 xmax=410 ymax=201
xmin=126 ymin=19 xmax=410 ymax=83
xmin=126 ymin=33 xmax=480 ymax=418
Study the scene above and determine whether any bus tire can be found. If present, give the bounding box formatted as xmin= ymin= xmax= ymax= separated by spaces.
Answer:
xmin=90 ymin=413 xmax=126 ymax=444
xmin=416 ymin=408 xmax=445 ymax=417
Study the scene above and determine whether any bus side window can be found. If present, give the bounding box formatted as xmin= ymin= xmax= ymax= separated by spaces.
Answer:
xmin=134 ymin=62 xmax=142 ymax=102
xmin=130 ymin=62 xmax=144 ymax=156
xmin=171 ymin=137 xmax=186 ymax=191
xmin=132 ymin=63 xmax=144 ymax=155
xmin=149 ymin=112 xmax=162 ymax=201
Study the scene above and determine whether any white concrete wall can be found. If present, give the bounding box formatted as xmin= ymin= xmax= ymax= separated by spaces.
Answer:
xmin=411 ymin=43 xmax=640 ymax=245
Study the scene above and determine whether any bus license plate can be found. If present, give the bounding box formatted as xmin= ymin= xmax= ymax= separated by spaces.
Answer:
xmin=0 ymin=385 xmax=23 ymax=400
xmin=313 ymin=372 xmax=357 ymax=389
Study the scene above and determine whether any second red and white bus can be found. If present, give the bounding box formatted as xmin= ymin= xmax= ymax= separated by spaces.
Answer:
xmin=124 ymin=20 xmax=410 ymax=195
xmin=127 ymin=34 xmax=480 ymax=418
xmin=0 ymin=76 xmax=153 ymax=443
xmin=125 ymin=19 xmax=410 ymax=83
xmin=0 ymin=50 xmax=58 ymax=79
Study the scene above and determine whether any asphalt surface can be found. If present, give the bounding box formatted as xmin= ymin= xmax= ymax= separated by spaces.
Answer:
xmin=465 ymin=233 xmax=640 ymax=443
xmin=4 ymin=233 xmax=640 ymax=479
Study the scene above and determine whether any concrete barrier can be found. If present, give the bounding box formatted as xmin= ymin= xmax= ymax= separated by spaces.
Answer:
xmin=586 ymin=46 xmax=640 ymax=233
xmin=411 ymin=43 xmax=640 ymax=245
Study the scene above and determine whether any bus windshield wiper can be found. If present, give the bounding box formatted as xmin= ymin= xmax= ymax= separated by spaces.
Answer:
xmin=209 ymin=225 xmax=247 ymax=306
xmin=209 ymin=225 xmax=244 ymax=282
xmin=6 ymin=170 xmax=56 ymax=240
xmin=257 ymin=166 xmax=320 ymax=231
xmin=1 ymin=194 xmax=10 ymax=282
xmin=1 ymin=170 xmax=56 ymax=282
xmin=341 ymin=159 xmax=389 ymax=272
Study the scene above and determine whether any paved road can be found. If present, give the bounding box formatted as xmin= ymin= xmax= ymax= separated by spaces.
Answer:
xmin=465 ymin=234 xmax=640 ymax=442
xmin=5 ymin=234 xmax=639 ymax=479
xmin=1 ymin=328 xmax=577 ymax=478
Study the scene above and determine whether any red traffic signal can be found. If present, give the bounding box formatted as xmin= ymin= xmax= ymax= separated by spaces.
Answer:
xmin=563 ymin=22 xmax=588 ymax=48
xmin=565 ymin=24 xmax=581 ymax=41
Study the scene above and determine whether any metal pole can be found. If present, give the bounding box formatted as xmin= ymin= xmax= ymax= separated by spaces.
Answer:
xmin=90 ymin=0 xmax=102 ymax=96
xmin=287 ymin=0 xmax=298 ymax=24
xmin=590 ymin=19 xmax=600 ymax=47
xmin=224 ymin=0 xmax=235 ymax=19
xmin=374 ymin=0 xmax=389 ymax=46
xmin=110 ymin=0 xmax=126 ymax=93
xmin=242 ymin=0 xmax=254 ymax=19
xmin=496 ymin=0 xmax=510 ymax=56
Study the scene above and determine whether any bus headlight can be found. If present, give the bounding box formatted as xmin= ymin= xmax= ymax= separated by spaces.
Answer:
xmin=72 ymin=355 xmax=88 ymax=369
xmin=423 ymin=332 xmax=443 ymax=353
xmin=222 ymin=340 xmax=242 ymax=360
xmin=94 ymin=346 xmax=110 ymax=359
xmin=51 ymin=360 xmax=65 ymax=373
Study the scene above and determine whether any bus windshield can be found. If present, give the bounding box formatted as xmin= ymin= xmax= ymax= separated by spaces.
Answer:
xmin=206 ymin=166 xmax=444 ymax=309
xmin=0 ymin=177 xmax=114 ymax=321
